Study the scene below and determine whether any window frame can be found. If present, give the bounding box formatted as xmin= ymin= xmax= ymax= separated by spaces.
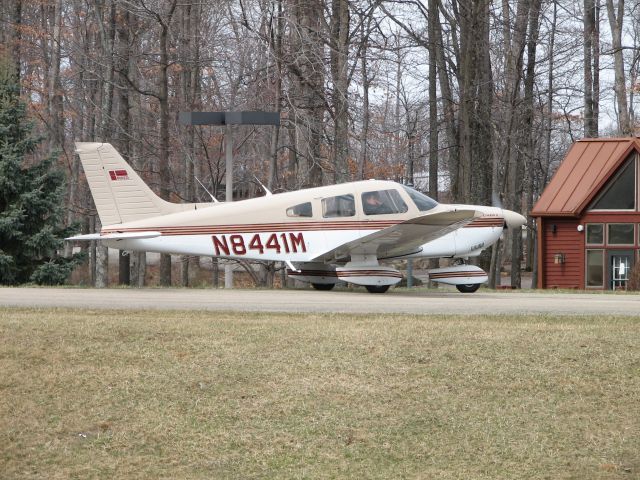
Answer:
xmin=585 ymin=249 xmax=605 ymax=288
xmin=585 ymin=223 xmax=604 ymax=246
xmin=361 ymin=189 xmax=409 ymax=216
xmin=286 ymin=202 xmax=313 ymax=218
xmin=606 ymin=223 xmax=636 ymax=246
xmin=321 ymin=194 xmax=356 ymax=218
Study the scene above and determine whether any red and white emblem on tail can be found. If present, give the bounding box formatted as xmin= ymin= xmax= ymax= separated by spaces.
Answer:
xmin=108 ymin=169 xmax=129 ymax=181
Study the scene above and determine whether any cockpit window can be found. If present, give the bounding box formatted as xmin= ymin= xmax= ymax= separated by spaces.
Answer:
xmin=322 ymin=194 xmax=355 ymax=218
xmin=402 ymin=186 xmax=438 ymax=211
xmin=362 ymin=189 xmax=408 ymax=215
xmin=286 ymin=202 xmax=313 ymax=217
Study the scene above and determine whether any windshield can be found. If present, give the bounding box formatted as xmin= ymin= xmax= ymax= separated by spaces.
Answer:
xmin=402 ymin=186 xmax=438 ymax=212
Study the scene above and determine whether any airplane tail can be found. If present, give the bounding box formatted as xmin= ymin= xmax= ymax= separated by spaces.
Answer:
xmin=75 ymin=142 xmax=198 ymax=226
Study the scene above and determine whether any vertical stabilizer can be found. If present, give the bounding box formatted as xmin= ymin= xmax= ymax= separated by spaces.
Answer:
xmin=75 ymin=142 xmax=192 ymax=226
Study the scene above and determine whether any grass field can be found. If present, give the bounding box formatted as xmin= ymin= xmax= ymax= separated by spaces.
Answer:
xmin=1 ymin=308 xmax=638 ymax=479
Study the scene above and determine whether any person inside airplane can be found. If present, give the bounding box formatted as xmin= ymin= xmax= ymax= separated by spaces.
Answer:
xmin=362 ymin=190 xmax=407 ymax=215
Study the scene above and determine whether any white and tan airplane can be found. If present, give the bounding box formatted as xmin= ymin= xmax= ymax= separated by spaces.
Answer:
xmin=68 ymin=142 xmax=526 ymax=293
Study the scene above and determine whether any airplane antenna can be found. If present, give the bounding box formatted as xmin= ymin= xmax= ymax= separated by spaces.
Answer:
xmin=195 ymin=176 xmax=219 ymax=203
xmin=253 ymin=175 xmax=272 ymax=196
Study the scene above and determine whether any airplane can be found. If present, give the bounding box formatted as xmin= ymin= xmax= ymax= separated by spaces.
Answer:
xmin=67 ymin=142 xmax=526 ymax=293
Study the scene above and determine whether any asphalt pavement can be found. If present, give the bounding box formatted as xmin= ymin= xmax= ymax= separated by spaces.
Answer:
xmin=1 ymin=286 xmax=639 ymax=316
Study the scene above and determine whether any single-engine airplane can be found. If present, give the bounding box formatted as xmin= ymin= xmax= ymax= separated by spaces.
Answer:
xmin=67 ymin=142 xmax=526 ymax=293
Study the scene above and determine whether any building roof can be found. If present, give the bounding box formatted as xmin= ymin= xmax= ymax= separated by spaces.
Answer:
xmin=531 ymin=138 xmax=640 ymax=217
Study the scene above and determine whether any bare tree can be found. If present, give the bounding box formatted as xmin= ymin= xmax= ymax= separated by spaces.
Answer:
xmin=330 ymin=0 xmax=350 ymax=182
xmin=606 ymin=0 xmax=632 ymax=135
xmin=583 ymin=0 xmax=600 ymax=137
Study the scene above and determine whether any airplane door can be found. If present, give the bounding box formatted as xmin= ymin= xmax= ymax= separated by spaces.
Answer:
xmin=608 ymin=250 xmax=633 ymax=290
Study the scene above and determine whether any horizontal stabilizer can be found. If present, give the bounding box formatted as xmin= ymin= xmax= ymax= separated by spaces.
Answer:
xmin=66 ymin=231 xmax=162 ymax=241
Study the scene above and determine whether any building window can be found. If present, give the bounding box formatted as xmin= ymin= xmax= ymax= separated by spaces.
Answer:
xmin=590 ymin=158 xmax=636 ymax=210
xmin=586 ymin=250 xmax=604 ymax=287
xmin=322 ymin=194 xmax=355 ymax=218
xmin=586 ymin=223 xmax=604 ymax=245
xmin=608 ymin=223 xmax=635 ymax=245
xmin=362 ymin=189 xmax=408 ymax=215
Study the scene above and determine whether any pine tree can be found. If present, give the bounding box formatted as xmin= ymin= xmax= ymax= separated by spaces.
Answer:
xmin=0 ymin=56 xmax=82 ymax=285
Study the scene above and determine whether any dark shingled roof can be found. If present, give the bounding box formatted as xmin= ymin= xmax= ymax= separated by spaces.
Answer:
xmin=531 ymin=138 xmax=639 ymax=217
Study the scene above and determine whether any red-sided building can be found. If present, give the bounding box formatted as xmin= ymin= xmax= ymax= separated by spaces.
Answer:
xmin=531 ymin=138 xmax=640 ymax=290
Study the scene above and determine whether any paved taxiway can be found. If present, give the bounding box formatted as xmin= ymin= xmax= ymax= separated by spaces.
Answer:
xmin=1 ymin=287 xmax=639 ymax=316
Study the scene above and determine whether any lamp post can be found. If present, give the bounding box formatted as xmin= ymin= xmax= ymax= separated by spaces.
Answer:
xmin=179 ymin=111 xmax=280 ymax=288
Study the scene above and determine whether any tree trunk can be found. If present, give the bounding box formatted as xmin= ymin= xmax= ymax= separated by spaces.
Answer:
xmin=116 ymin=4 xmax=131 ymax=285
xmin=180 ymin=2 xmax=195 ymax=287
xmin=47 ymin=0 xmax=63 ymax=150
xmin=432 ymin=0 xmax=458 ymax=199
xmin=268 ymin=0 xmax=283 ymax=190
xmin=455 ymin=0 xmax=493 ymax=205
xmin=583 ymin=0 xmax=597 ymax=137
xmin=289 ymin=0 xmax=325 ymax=188
xmin=158 ymin=2 xmax=178 ymax=287
xmin=358 ymin=15 xmax=371 ymax=181
xmin=330 ymin=0 xmax=350 ymax=183
xmin=499 ymin=0 xmax=531 ymax=287
xmin=94 ymin=0 xmax=117 ymax=289
xmin=606 ymin=0 xmax=631 ymax=135
xmin=511 ymin=0 xmax=541 ymax=289
xmin=95 ymin=219 xmax=108 ymax=288
xmin=9 ymin=0 xmax=22 ymax=83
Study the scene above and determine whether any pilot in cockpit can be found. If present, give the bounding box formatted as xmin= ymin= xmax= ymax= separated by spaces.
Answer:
xmin=363 ymin=191 xmax=390 ymax=215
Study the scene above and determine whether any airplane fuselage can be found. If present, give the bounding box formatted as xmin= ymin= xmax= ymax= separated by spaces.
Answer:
xmin=99 ymin=180 xmax=505 ymax=263
xmin=102 ymin=217 xmax=504 ymax=262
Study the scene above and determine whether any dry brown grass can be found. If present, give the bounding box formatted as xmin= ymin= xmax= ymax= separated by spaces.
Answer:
xmin=1 ymin=308 xmax=639 ymax=479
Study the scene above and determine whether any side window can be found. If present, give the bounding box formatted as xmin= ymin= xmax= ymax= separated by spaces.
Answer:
xmin=586 ymin=224 xmax=604 ymax=245
xmin=286 ymin=202 xmax=313 ymax=218
xmin=608 ymin=223 xmax=635 ymax=245
xmin=322 ymin=194 xmax=355 ymax=218
xmin=362 ymin=189 xmax=408 ymax=215
xmin=586 ymin=250 xmax=604 ymax=287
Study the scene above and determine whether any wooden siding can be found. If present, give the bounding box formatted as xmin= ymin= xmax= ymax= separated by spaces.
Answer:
xmin=541 ymin=218 xmax=583 ymax=288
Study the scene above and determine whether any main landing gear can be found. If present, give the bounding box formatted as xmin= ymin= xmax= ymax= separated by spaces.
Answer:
xmin=313 ymin=283 xmax=390 ymax=293
xmin=365 ymin=285 xmax=390 ymax=294
xmin=312 ymin=283 xmax=335 ymax=291
xmin=455 ymin=283 xmax=481 ymax=293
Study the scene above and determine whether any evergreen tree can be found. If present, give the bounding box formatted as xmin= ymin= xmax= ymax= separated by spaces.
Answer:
xmin=0 ymin=57 xmax=82 ymax=285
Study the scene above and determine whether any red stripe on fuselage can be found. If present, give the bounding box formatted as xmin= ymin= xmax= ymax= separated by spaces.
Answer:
xmin=101 ymin=216 xmax=502 ymax=237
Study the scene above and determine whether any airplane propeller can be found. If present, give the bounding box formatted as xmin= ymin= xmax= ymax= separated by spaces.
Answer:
xmin=493 ymin=191 xmax=526 ymax=229
xmin=492 ymin=191 xmax=503 ymax=210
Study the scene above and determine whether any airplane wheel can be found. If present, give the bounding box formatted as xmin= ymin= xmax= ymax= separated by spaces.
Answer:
xmin=456 ymin=284 xmax=480 ymax=293
xmin=365 ymin=285 xmax=390 ymax=294
xmin=312 ymin=283 xmax=335 ymax=291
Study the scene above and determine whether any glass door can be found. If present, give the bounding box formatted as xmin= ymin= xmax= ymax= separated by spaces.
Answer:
xmin=608 ymin=250 xmax=634 ymax=290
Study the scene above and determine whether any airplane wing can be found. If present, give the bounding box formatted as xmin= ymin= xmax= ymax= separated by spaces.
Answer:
xmin=66 ymin=231 xmax=162 ymax=241
xmin=311 ymin=209 xmax=478 ymax=262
